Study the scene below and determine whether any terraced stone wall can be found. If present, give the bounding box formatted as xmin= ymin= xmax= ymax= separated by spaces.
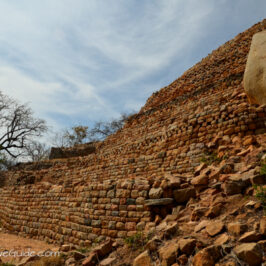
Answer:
xmin=0 ymin=21 xmax=265 ymax=244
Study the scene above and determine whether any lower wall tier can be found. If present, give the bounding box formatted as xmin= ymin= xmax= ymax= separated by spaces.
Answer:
xmin=0 ymin=178 xmax=152 ymax=246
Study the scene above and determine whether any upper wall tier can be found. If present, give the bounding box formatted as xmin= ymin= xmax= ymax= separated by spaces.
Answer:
xmin=140 ymin=20 xmax=266 ymax=113
xmin=1 ymin=20 xmax=266 ymax=188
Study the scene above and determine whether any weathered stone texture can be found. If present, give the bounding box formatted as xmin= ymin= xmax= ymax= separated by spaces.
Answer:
xmin=0 ymin=178 xmax=150 ymax=245
xmin=49 ymin=143 xmax=96 ymax=159
xmin=244 ymin=30 xmax=266 ymax=105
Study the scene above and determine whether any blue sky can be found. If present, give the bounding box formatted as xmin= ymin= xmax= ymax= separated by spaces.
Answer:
xmin=0 ymin=0 xmax=265 ymax=136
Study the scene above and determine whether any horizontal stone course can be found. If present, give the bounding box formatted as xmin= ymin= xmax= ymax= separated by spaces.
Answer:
xmin=0 ymin=178 xmax=151 ymax=244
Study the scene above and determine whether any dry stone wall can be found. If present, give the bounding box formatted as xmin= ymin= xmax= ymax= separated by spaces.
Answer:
xmin=0 ymin=178 xmax=151 ymax=245
xmin=0 ymin=20 xmax=265 ymax=244
xmin=140 ymin=20 xmax=266 ymax=113
xmin=49 ymin=143 xmax=96 ymax=159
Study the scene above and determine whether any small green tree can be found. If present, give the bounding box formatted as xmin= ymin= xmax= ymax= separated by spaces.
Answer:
xmin=52 ymin=126 xmax=89 ymax=147
xmin=65 ymin=126 xmax=89 ymax=146
xmin=89 ymin=113 xmax=132 ymax=140
xmin=52 ymin=113 xmax=134 ymax=147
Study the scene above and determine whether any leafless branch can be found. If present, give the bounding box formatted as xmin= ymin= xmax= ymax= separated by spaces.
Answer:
xmin=0 ymin=91 xmax=47 ymax=158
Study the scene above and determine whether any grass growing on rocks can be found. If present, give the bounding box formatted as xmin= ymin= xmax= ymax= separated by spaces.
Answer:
xmin=260 ymin=162 xmax=266 ymax=176
xmin=124 ymin=231 xmax=150 ymax=251
xmin=200 ymin=152 xmax=218 ymax=165
xmin=255 ymin=161 xmax=266 ymax=213
xmin=76 ymin=247 xmax=91 ymax=254
xmin=254 ymin=185 xmax=266 ymax=214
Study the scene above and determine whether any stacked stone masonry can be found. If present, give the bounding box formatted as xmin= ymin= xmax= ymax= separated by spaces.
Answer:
xmin=0 ymin=178 xmax=151 ymax=245
xmin=0 ymin=20 xmax=265 ymax=244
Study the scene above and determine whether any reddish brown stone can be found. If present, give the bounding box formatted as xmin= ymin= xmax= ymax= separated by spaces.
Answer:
xmin=206 ymin=221 xmax=224 ymax=236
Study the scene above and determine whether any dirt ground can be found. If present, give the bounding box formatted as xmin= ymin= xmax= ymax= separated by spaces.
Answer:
xmin=0 ymin=232 xmax=59 ymax=264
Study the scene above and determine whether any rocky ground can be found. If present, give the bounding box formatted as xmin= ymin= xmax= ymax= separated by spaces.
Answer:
xmin=78 ymin=133 xmax=265 ymax=266
xmin=1 ymin=133 xmax=265 ymax=266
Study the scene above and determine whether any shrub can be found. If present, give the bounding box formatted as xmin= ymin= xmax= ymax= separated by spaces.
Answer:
xmin=200 ymin=151 xmax=222 ymax=165
xmin=76 ymin=247 xmax=90 ymax=254
xmin=124 ymin=231 xmax=149 ymax=251
xmin=260 ymin=162 xmax=266 ymax=176
xmin=254 ymin=185 xmax=266 ymax=214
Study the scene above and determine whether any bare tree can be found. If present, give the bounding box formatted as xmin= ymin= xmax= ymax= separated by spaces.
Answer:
xmin=89 ymin=113 xmax=130 ymax=140
xmin=0 ymin=91 xmax=47 ymax=158
xmin=52 ymin=113 xmax=134 ymax=148
xmin=24 ymin=141 xmax=50 ymax=162
xmin=51 ymin=130 xmax=70 ymax=148
xmin=0 ymin=152 xmax=16 ymax=170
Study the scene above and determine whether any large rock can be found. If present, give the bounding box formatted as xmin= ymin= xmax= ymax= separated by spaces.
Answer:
xmin=133 ymin=251 xmax=153 ymax=266
xmin=178 ymin=238 xmax=197 ymax=255
xmin=159 ymin=242 xmax=179 ymax=266
xmin=94 ymin=238 xmax=113 ymax=258
xmin=192 ymin=245 xmax=222 ymax=266
xmin=214 ymin=233 xmax=229 ymax=245
xmin=206 ymin=221 xmax=224 ymax=236
xmin=145 ymin=236 xmax=162 ymax=252
xmin=173 ymin=187 xmax=196 ymax=203
xmin=234 ymin=243 xmax=262 ymax=266
xmin=163 ymin=222 xmax=178 ymax=238
xmin=239 ymin=231 xmax=262 ymax=242
xmin=73 ymin=251 xmax=86 ymax=261
xmin=82 ymin=252 xmax=98 ymax=266
xmin=191 ymin=207 xmax=208 ymax=221
xmin=165 ymin=174 xmax=181 ymax=188
xmin=149 ymin=188 xmax=163 ymax=199
xmin=145 ymin=198 xmax=173 ymax=206
xmin=99 ymin=257 xmax=116 ymax=266
xmin=244 ymin=30 xmax=266 ymax=105
xmin=82 ymin=239 xmax=113 ymax=266
xmin=194 ymin=220 xmax=209 ymax=232
xmin=260 ymin=216 xmax=266 ymax=235
xmin=191 ymin=174 xmax=208 ymax=186
xmin=227 ymin=222 xmax=247 ymax=236
xmin=221 ymin=180 xmax=245 ymax=195
xmin=205 ymin=203 xmax=222 ymax=218
xmin=60 ymin=244 xmax=71 ymax=252
xmin=194 ymin=163 xmax=207 ymax=176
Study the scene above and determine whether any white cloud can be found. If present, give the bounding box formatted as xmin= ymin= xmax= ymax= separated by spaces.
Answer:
xmin=0 ymin=66 xmax=117 ymax=127
xmin=0 ymin=66 xmax=64 ymax=127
